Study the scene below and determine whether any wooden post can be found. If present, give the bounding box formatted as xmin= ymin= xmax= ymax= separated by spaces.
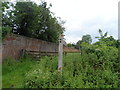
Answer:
xmin=58 ymin=34 xmax=64 ymax=73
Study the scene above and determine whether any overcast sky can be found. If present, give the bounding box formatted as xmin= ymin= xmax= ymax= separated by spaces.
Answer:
xmin=43 ymin=0 xmax=119 ymax=43
xmin=11 ymin=0 xmax=119 ymax=43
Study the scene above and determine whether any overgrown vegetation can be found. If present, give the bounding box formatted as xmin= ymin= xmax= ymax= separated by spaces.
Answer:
xmin=2 ymin=0 xmax=119 ymax=89
xmin=2 ymin=49 xmax=119 ymax=88
xmin=2 ymin=57 xmax=37 ymax=88
xmin=24 ymin=44 xmax=119 ymax=88
xmin=2 ymin=29 xmax=120 ymax=88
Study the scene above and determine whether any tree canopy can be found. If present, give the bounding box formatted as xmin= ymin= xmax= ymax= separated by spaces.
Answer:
xmin=2 ymin=1 xmax=65 ymax=43
xmin=75 ymin=34 xmax=92 ymax=49
xmin=82 ymin=34 xmax=92 ymax=44
xmin=75 ymin=29 xmax=119 ymax=50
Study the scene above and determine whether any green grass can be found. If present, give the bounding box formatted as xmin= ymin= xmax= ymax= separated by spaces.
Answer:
xmin=2 ymin=57 xmax=37 ymax=88
xmin=2 ymin=53 xmax=120 ymax=88
xmin=0 ymin=64 xmax=2 ymax=89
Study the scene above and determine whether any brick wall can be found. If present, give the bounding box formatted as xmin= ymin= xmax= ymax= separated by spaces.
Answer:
xmin=2 ymin=34 xmax=79 ymax=60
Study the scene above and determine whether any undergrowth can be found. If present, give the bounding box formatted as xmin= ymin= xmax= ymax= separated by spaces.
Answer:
xmin=2 ymin=52 xmax=120 ymax=88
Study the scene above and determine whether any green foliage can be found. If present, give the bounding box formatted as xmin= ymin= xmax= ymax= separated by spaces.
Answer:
xmin=2 ymin=50 xmax=119 ymax=88
xmin=75 ymin=34 xmax=92 ymax=49
xmin=75 ymin=40 xmax=83 ymax=49
xmin=67 ymin=43 xmax=75 ymax=47
xmin=24 ymin=52 xmax=119 ymax=88
xmin=2 ymin=2 xmax=13 ymax=38
xmin=95 ymin=36 xmax=119 ymax=48
xmin=2 ymin=26 xmax=12 ymax=38
xmin=82 ymin=34 xmax=92 ymax=44
xmin=2 ymin=1 xmax=65 ymax=43
xmin=2 ymin=57 xmax=37 ymax=88
xmin=95 ymin=29 xmax=108 ymax=40
xmin=0 ymin=27 xmax=1 ymax=44
xmin=0 ymin=64 xmax=1 ymax=89
xmin=2 ymin=29 xmax=119 ymax=88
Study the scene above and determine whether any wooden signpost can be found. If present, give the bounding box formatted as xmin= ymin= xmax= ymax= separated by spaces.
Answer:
xmin=58 ymin=34 xmax=64 ymax=73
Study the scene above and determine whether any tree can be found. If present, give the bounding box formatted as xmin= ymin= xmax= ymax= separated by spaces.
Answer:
xmin=75 ymin=34 xmax=92 ymax=49
xmin=95 ymin=29 xmax=119 ymax=48
xmin=94 ymin=36 xmax=119 ymax=48
xmin=75 ymin=40 xmax=83 ymax=49
xmin=2 ymin=2 xmax=13 ymax=38
xmin=82 ymin=34 xmax=92 ymax=44
xmin=2 ymin=1 xmax=65 ymax=43
xmin=67 ymin=43 xmax=75 ymax=48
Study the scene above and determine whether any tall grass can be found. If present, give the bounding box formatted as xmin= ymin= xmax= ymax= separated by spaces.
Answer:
xmin=2 ymin=53 xmax=120 ymax=88
xmin=0 ymin=64 xmax=2 ymax=89
xmin=2 ymin=57 xmax=37 ymax=88
xmin=24 ymin=53 xmax=119 ymax=88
